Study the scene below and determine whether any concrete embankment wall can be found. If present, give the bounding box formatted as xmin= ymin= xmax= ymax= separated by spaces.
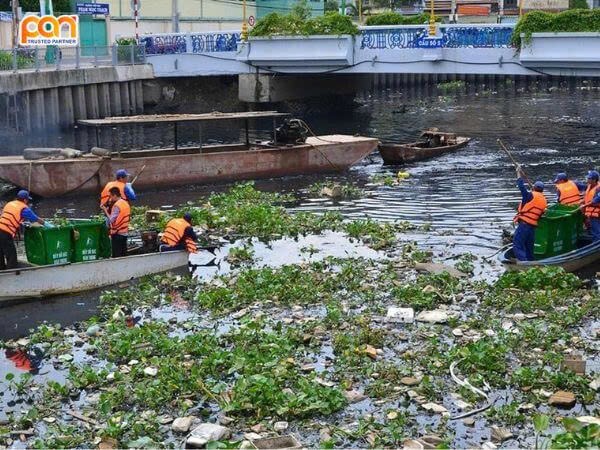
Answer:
xmin=369 ymin=72 xmax=600 ymax=91
xmin=0 ymin=65 xmax=154 ymax=132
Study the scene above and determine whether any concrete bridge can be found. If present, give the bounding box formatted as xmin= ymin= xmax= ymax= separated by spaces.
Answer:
xmin=141 ymin=25 xmax=600 ymax=101
xmin=142 ymin=26 xmax=600 ymax=77
xmin=1 ymin=26 xmax=598 ymax=130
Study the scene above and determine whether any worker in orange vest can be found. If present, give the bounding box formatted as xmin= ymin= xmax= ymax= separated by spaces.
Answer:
xmin=513 ymin=166 xmax=547 ymax=261
xmin=0 ymin=190 xmax=49 ymax=270
xmin=100 ymin=187 xmax=131 ymax=258
xmin=580 ymin=170 xmax=600 ymax=241
xmin=100 ymin=169 xmax=137 ymax=208
xmin=160 ymin=213 xmax=198 ymax=253
xmin=554 ymin=172 xmax=585 ymax=206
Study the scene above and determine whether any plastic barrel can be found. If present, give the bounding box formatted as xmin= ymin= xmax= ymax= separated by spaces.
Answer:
xmin=534 ymin=204 xmax=583 ymax=259
xmin=70 ymin=220 xmax=110 ymax=262
xmin=24 ymin=226 xmax=72 ymax=265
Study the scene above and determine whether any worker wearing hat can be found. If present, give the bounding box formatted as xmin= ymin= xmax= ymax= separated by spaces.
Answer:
xmin=0 ymin=190 xmax=50 ymax=270
xmin=99 ymin=169 xmax=137 ymax=209
xmin=512 ymin=166 xmax=548 ymax=261
xmin=160 ymin=213 xmax=199 ymax=253
xmin=554 ymin=172 xmax=585 ymax=206
xmin=581 ymin=170 xmax=600 ymax=241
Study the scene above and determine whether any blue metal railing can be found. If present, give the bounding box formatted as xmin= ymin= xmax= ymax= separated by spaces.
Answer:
xmin=360 ymin=24 xmax=515 ymax=50
xmin=142 ymin=31 xmax=241 ymax=55
xmin=141 ymin=24 xmax=515 ymax=56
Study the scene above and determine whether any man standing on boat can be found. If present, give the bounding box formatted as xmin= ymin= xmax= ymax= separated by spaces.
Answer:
xmin=554 ymin=173 xmax=586 ymax=206
xmin=160 ymin=213 xmax=199 ymax=253
xmin=0 ymin=190 xmax=49 ymax=270
xmin=581 ymin=170 xmax=600 ymax=241
xmin=100 ymin=169 xmax=137 ymax=208
xmin=101 ymin=187 xmax=130 ymax=258
xmin=513 ymin=167 xmax=547 ymax=261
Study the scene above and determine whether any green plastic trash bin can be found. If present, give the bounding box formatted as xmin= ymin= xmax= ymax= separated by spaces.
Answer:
xmin=70 ymin=220 xmax=111 ymax=262
xmin=534 ymin=204 xmax=584 ymax=259
xmin=24 ymin=225 xmax=73 ymax=266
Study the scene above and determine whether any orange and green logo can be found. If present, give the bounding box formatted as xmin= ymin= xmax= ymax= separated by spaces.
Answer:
xmin=19 ymin=14 xmax=79 ymax=46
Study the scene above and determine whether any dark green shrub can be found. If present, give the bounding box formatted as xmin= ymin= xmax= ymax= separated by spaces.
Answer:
xmin=250 ymin=11 xmax=359 ymax=36
xmin=569 ymin=0 xmax=589 ymax=9
xmin=365 ymin=11 xmax=433 ymax=25
xmin=115 ymin=37 xmax=144 ymax=63
xmin=0 ymin=50 xmax=35 ymax=71
xmin=325 ymin=0 xmax=339 ymax=11
xmin=512 ymin=9 xmax=600 ymax=48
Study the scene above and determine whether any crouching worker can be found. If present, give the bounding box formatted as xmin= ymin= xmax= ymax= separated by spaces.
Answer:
xmin=513 ymin=167 xmax=547 ymax=261
xmin=160 ymin=213 xmax=198 ymax=253
xmin=101 ymin=187 xmax=130 ymax=258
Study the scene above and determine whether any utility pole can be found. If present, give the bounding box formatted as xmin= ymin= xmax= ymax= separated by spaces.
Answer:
xmin=11 ymin=0 xmax=19 ymax=49
xmin=171 ymin=0 xmax=179 ymax=33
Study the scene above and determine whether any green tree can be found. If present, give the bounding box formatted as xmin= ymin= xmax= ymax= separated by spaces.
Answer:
xmin=569 ymin=0 xmax=589 ymax=9
xmin=291 ymin=0 xmax=312 ymax=19
xmin=0 ymin=0 xmax=72 ymax=12
xmin=325 ymin=0 xmax=339 ymax=12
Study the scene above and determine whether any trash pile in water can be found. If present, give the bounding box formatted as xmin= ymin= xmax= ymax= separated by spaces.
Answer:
xmin=0 ymin=183 xmax=598 ymax=449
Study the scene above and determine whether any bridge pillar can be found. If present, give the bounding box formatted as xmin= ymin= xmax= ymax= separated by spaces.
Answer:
xmin=239 ymin=73 xmax=371 ymax=103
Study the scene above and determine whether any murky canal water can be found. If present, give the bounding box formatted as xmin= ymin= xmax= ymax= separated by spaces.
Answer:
xmin=2 ymin=84 xmax=600 ymax=336
xmin=1 ymin=83 xmax=600 ymax=444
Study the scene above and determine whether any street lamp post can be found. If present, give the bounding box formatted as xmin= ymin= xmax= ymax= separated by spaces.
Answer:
xmin=428 ymin=0 xmax=436 ymax=36
xmin=11 ymin=0 xmax=19 ymax=49
xmin=241 ymin=0 xmax=248 ymax=41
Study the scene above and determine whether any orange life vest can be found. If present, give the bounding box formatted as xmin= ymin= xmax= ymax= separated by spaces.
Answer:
xmin=515 ymin=191 xmax=547 ymax=226
xmin=556 ymin=180 xmax=581 ymax=206
xmin=585 ymin=185 xmax=600 ymax=218
xmin=109 ymin=198 xmax=130 ymax=236
xmin=161 ymin=218 xmax=197 ymax=253
xmin=0 ymin=200 xmax=27 ymax=237
xmin=100 ymin=181 xmax=127 ymax=206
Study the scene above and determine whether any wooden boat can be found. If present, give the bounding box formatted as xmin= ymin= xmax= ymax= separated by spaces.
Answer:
xmin=379 ymin=130 xmax=471 ymax=165
xmin=0 ymin=250 xmax=189 ymax=302
xmin=0 ymin=112 xmax=379 ymax=198
xmin=499 ymin=238 xmax=600 ymax=272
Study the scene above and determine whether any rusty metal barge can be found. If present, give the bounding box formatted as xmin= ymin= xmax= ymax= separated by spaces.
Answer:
xmin=0 ymin=112 xmax=379 ymax=198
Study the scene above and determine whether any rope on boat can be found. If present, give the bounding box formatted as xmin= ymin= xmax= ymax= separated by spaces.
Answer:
xmin=292 ymin=118 xmax=345 ymax=171
xmin=449 ymin=359 xmax=494 ymax=420
xmin=60 ymin=159 xmax=106 ymax=197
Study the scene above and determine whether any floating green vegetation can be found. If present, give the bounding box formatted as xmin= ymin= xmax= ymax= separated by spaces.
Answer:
xmin=129 ymin=182 xmax=408 ymax=250
xmin=391 ymin=272 xmax=462 ymax=311
xmin=2 ymin=240 xmax=599 ymax=448
xmin=196 ymin=258 xmax=369 ymax=314
xmin=370 ymin=173 xmax=396 ymax=186
xmin=226 ymin=244 xmax=255 ymax=266
xmin=436 ymin=80 xmax=466 ymax=93
xmin=308 ymin=181 xmax=363 ymax=199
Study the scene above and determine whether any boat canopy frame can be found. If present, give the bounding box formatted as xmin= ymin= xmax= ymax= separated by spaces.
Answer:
xmin=78 ymin=111 xmax=291 ymax=156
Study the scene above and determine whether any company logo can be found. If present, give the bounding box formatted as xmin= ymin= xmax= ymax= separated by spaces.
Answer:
xmin=19 ymin=14 xmax=79 ymax=47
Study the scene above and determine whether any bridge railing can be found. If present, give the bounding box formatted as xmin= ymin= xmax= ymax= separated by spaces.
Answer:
xmin=141 ymin=31 xmax=241 ymax=56
xmin=140 ymin=24 xmax=515 ymax=57
xmin=358 ymin=23 xmax=515 ymax=49
xmin=0 ymin=45 xmax=147 ymax=73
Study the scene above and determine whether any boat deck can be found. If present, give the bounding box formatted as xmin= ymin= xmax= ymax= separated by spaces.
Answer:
xmin=0 ymin=135 xmax=375 ymax=165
